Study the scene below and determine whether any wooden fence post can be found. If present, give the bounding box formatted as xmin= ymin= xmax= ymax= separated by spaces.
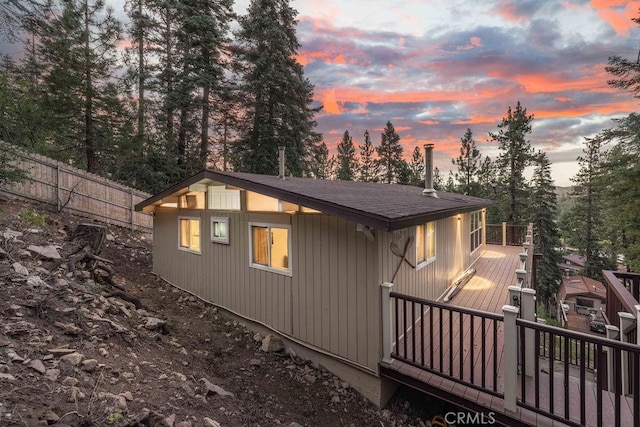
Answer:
xmin=605 ymin=324 xmax=620 ymax=392
xmin=56 ymin=163 xmax=61 ymax=212
xmin=619 ymin=312 xmax=635 ymax=395
xmin=502 ymin=222 xmax=507 ymax=246
xmin=521 ymin=288 xmax=536 ymax=377
xmin=130 ymin=188 xmax=135 ymax=231
xmin=503 ymin=304 xmax=520 ymax=412
xmin=381 ymin=282 xmax=394 ymax=364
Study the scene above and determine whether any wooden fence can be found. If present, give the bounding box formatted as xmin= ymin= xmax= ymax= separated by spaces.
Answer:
xmin=0 ymin=143 xmax=152 ymax=231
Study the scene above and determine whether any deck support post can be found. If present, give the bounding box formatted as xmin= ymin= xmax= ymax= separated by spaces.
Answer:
xmin=619 ymin=312 xmax=635 ymax=395
xmin=605 ymin=325 xmax=620 ymax=392
xmin=501 ymin=222 xmax=506 ymax=246
xmin=521 ymin=288 xmax=536 ymax=378
xmin=381 ymin=282 xmax=395 ymax=364
xmin=503 ymin=305 xmax=519 ymax=413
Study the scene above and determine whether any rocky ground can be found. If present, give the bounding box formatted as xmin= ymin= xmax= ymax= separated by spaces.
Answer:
xmin=0 ymin=198 xmax=460 ymax=427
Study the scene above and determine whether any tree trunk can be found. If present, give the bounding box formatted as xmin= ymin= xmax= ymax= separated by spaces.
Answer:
xmin=83 ymin=0 xmax=95 ymax=173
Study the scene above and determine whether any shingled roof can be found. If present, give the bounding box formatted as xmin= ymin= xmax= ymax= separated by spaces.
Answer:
xmin=136 ymin=170 xmax=492 ymax=231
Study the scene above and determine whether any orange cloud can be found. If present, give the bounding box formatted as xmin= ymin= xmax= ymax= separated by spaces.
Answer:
xmin=323 ymin=89 xmax=342 ymax=115
xmin=590 ymin=0 xmax=640 ymax=35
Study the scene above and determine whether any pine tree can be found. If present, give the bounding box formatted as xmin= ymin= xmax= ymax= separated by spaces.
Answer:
xmin=375 ymin=121 xmax=403 ymax=184
xmin=529 ymin=151 xmax=562 ymax=302
xmin=335 ymin=130 xmax=356 ymax=181
xmin=395 ymin=159 xmax=412 ymax=185
xmin=358 ymin=130 xmax=378 ymax=182
xmin=408 ymin=146 xmax=425 ymax=187
xmin=490 ymin=102 xmax=534 ymax=224
xmin=308 ymin=141 xmax=334 ymax=179
xmin=37 ymin=0 xmax=127 ymax=173
xmin=177 ymin=0 xmax=234 ymax=168
xmin=598 ymin=114 xmax=640 ymax=271
xmin=234 ymin=0 xmax=321 ymax=176
xmin=567 ymin=136 xmax=613 ymax=279
xmin=452 ymin=128 xmax=481 ymax=195
xmin=433 ymin=166 xmax=443 ymax=191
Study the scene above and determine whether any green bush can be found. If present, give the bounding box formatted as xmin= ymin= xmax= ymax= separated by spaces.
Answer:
xmin=19 ymin=208 xmax=48 ymax=226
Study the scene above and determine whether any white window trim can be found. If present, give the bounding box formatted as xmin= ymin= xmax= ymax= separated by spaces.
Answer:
xmin=178 ymin=216 xmax=201 ymax=255
xmin=416 ymin=222 xmax=436 ymax=270
xmin=248 ymin=222 xmax=292 ymax=277
xmin=470 ymin=211 xmax=483 ymax=254
xmin=211 ymin=216 xmax=230 ymax=244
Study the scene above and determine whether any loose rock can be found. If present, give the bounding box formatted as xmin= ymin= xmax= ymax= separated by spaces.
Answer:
xmin=12 ymin=262 xmax=29 ymax=276
xmin=261 ymin=334 xmax=284 ymax=352
xmin=27 ymin=245 xmax=61 ymax=260
xmin=29 ymin=359 xmax=46 ymax=375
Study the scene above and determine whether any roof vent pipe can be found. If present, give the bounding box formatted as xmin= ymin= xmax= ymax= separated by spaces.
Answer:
xmin=278 ymin=146 xmax=285 ymax=179
xmin=423 ymin=143 xmax=438 ymax=198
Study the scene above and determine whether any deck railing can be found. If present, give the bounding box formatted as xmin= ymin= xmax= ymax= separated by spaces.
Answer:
xmin=516 ymin=318 xmax=640 ymax=427
xmin=387 ymin=291 xmax=504 ymax=398
xmin=604 ymin=270 xmax=640 ymax=344
xmin=486 ymin=223 xmax=528 ymax=246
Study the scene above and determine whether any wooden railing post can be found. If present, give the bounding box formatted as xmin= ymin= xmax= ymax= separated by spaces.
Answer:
xmin=502 ymin=222 xmax=507 ymax=246
xmin=606 ymin=324 xmax=620 ymax=392
xmin=503 ymin=305 xmax=520 ymax=412
xmin=619 ymin=312 xmax=635 ymax=395
xmin=521 ymin=288 xmax=536 ymax=377
xmin=636 ymin=305 xmax=640 ymax=350
xmin=508 ymin=285 xmax=521 ymax=307
xmin=516 ymin=268 xmax=527 ymax=287
xmin=381 ymin=282 xmax=394 ymax=364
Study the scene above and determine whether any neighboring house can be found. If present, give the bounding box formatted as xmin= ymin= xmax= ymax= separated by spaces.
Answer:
xmin=135 ymin=149 xmax=492 ymax=406
xmin=559 ymin=253 xmax=586 ymax=277
xmin=558 ymin=275 xmax=607 ymax=315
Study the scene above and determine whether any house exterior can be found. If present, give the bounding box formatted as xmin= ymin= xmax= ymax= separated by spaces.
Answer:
xmin=558 ymin=275 xmax=607 ymax=315
xmin=559 ymin=253 xmax=586 ymax=277
xmin=136 ymin=167 xmax=492 ymax=406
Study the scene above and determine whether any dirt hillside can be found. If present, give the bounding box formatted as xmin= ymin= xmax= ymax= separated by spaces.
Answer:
xmin=0 ymin=197 xmax=456 ymax=426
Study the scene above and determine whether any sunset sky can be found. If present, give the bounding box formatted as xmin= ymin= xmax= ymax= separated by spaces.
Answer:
xmin=4 ymin=1 xmax=639 ymax=186
xmin=233 ymin=0 xmax=640 ymax=186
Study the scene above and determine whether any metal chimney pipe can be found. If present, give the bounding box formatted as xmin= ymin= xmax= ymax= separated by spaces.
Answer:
xmin=278 ymin=146 xmax=285 ymax=179
xmin=423 ymin=143 xmax=438 ymax=198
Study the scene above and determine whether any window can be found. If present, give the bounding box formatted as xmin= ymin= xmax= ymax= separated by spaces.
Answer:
xmin=179 ymin=217 xmax=201 ymax=253
xmin=416 ymin=221 xmax=436 ymax=266
xmin=179 ymin=192 xmax=205 ymax=209
xmin=470 ymin=211 xmax=483 ymax=253
xmin=211 ymin=217 xmax=229 ymax=244
xmin=208 ymin=186 xmax=240 ymax=210
xmin=249 ymin=223 xmax=291 ymax=275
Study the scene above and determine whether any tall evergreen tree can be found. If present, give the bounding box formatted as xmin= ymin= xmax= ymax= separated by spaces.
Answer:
xmin=599 ymin=114 xmax=640 ymax=271
xmin=452 ymin=128 xmax=481 ymax=195
xmin=408 ymin=146 xmax=425 ymax=187
xmin=308 ymin=140 xmax=334 ymax=179
xmin=565 ymin=137 xmax=613 ymax=279
xmin=233 ymin=0 xmax=321 ymax=176
xmin=433 ymin=166 xmax=443 ymax=191
xmin=375 ymin=121 xmax=403 ymax=184
xmin=529 ymin=151 xmax=562 ymax=302
xmin=177 ymin=0 xmax=234 ymax=168
xmin=335 ymin=130 xmax=356 ymax=181
xmin=37 ymin=0 xmax=127 ymax=173
xmin=358 ymin=129 xmax=378 ymax=182
xmin=490 ymin=102 xmax=534 ymax=224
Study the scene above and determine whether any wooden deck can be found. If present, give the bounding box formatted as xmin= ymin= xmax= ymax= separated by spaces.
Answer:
xmin=381 ymin=245 xmax=635 ymax=427
xmin=447 ymin=244 xmax=522 ymax=314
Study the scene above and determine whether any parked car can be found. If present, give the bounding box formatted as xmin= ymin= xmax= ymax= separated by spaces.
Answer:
xmin=587 ymin=311 xmax=606 ymax=334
